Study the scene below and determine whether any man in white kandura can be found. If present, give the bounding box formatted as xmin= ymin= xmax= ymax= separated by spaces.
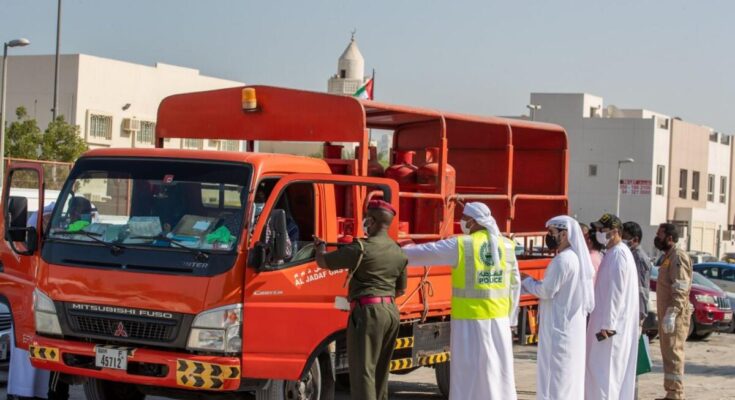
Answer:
xmin=402 ymin=202 xmax=520 ymax=400
xmin=520 ymin=216 xmax=595 ymax=400
xmin=586 ymin=213 xmax=640 ymax=399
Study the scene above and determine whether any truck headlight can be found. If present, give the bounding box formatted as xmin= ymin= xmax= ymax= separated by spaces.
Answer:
xmin=695 ymin=294 xmax=716 ymax=305
xmin=187 ymin=304 xmax=242 ymax=354
xmin=33 ymin=289 xmax=62 ymax=335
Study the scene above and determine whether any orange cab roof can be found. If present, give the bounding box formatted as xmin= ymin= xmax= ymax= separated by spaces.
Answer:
xmin=80 ymin=148 xmax=332 ymax=176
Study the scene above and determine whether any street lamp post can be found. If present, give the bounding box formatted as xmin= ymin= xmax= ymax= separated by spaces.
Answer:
xmin=616 ymin=158 xmax=635 ymax=216
xmin=527 ymin=104 xmax=542 ymax=121
xmin=1 ymin=38 xmax=31 ymax=187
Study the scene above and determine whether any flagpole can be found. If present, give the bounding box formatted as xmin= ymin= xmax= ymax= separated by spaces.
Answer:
xmin=371 ymin=68 xmax=375 ymax=100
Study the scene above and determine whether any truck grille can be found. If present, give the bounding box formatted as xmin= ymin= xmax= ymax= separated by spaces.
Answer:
xmin=71 ymin=315 xmax=175 ymax=342
xmin=717 ymin=297 xmax=731 ymax=310
xmin=0 ymin=314 xmax=12 ymax=331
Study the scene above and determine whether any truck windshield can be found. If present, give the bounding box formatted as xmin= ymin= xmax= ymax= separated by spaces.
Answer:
xmin=47 ymin=157 xmax=251 ymax=253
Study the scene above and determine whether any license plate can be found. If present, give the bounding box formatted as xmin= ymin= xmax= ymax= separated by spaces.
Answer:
xmin=95 ymin=346 xmax=128 ymax=370
xmin=723 ymin=313 xmax=733 ymax=322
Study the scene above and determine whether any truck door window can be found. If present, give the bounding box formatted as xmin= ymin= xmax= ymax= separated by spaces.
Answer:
xmin=260 ymin=182 xmax=316 ymax=268
xmin=4 ymin=168 xmax=44 ymax=252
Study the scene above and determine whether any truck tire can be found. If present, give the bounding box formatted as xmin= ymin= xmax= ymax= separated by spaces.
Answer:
xmin=83 ymin=378 xmax=145 ymax=400
xmin=435 ymin=361 xmax=450 ymax=399
xmin=256 ymin=356 xmax=333 ymax=400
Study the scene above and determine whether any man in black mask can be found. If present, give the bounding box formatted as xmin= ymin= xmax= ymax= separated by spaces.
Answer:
xmin=653 ymin=223 xmax=692 ymax=400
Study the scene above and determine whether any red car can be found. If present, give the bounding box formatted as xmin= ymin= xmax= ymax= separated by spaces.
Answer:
xmin=648 ymin=266 xmax=732 ymax=340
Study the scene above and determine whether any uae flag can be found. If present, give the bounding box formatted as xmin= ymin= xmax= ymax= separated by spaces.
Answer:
xmin=353 ymin=76 xmax=374 ymax=100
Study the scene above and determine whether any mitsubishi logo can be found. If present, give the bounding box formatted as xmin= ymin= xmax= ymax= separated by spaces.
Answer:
xmin=113 ymin=322 xmax=128 ymax=338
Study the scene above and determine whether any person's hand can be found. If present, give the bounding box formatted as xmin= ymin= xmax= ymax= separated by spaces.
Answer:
xmin=663 ymin=307 xmax=677 ymax=334
xmin=312 ymin=235 xmax=326 ymax=248
xmin=597 ymin=329 xmax=612 ymax=339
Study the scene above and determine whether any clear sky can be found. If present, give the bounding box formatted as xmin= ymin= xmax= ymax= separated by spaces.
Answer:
xmin=2 ymin=1 xmax=734 ymax=132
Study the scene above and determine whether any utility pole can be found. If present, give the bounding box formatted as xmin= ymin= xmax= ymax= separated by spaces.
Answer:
xmin=52 ymin=0 xmax=62 ymax=120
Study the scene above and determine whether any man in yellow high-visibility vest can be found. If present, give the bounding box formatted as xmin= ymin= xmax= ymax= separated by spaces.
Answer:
xmin=402 ymin=202 xmax=521 ymax=400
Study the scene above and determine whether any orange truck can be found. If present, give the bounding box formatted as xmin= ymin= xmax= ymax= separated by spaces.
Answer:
xmin=0 ymin=85 xmax=568 ymax=399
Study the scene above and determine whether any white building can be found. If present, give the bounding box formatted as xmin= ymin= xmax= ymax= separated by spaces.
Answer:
xmin=522 ymin=93 xmax=734 ymax=256
xmin=1 ymin=54 xmax=243 ymax=151
xmin=327 ymin=33 xmax=367 ymax=96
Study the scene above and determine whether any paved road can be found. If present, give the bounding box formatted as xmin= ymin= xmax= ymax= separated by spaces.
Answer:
xmin=2 ymin=334 xmax=734 ymax=399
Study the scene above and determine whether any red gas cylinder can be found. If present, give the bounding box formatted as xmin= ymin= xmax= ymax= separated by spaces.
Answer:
xmin=384 ymin=150 xmax=418 ymax=231
xmin=415 ymin=147 xmax=456 ymax=235
xmin=356 ymin=145 xmax=385 ymax=177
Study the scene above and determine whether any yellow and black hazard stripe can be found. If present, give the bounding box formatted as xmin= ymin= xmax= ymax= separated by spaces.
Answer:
xmin=29 ymin=345 xmax=60 ymax=362
xmin=417 ymin=352 xmax=450 ymax=366
xmin=389 ymin=357 xmax=414 ymax=372
xmin=176 ymin=359 xmax=241 ymax=390
xmin=394 ymin=337 xmax=414 ymax=350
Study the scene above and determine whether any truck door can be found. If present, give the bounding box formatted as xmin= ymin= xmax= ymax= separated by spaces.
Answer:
xmin=0 ymin=163 xmax=45 ymax=348
xmin=242 ymin=173 xmax=398 ymax=380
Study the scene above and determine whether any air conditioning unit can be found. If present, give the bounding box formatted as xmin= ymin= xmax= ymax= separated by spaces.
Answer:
xmin=724 ymin=231 xmax=734 ymax=241
xmin=122 ymin=118 xmax=140 ymax=132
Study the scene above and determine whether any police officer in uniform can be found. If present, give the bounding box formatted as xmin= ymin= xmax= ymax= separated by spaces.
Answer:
xmin=315 ymin=200 xmax=407 ymax=400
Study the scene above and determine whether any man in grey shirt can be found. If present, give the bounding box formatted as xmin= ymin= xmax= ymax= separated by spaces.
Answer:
xmin=623 ymin=221 xmax=652 ymax=324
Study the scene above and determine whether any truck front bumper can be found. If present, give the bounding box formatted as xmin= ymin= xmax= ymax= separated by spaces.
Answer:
xmin=29 ymin=336 xmax=242 ymax=391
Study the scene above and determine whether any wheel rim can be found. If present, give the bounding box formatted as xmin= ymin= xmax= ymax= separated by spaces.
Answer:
xmin=284 ymin=360 xmax=320 ymax=400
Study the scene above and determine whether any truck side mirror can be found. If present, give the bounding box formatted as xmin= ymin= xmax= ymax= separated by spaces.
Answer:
xmin=269 ymin=209 xmax=289 ymax=263
xmin=5 ymin=196 xmax=28 ymax=242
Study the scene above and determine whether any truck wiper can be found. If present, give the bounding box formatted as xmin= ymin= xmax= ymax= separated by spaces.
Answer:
xmin=129 ymin=235 xmax=210 ymax=262
xmin=52 ymin=229 xmax=125 ymax=256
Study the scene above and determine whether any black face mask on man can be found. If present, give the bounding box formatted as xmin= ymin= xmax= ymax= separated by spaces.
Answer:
xmin=654 ymin=236 xmax=670 ymax=251
xmin=545 ymin=233 xmax=560 ymax=250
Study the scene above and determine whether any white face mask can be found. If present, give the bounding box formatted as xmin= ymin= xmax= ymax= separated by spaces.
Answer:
xmin=596 ymin=231 xmax=610 ymax=247
xmin=460 ymin=219 xmax=471 ymax=234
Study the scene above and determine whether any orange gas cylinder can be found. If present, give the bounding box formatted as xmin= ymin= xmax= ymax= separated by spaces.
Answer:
xmin=356 ymin=145 xmax=385 ymax=177
xmin=384 ymin=150 xmax=418 ymax=231
xmin=415 ymin=147 xmax=456 ymax=235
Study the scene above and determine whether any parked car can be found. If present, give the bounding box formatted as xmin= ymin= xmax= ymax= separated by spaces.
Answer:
xmin=694 ymin=262 xmax=735 ymax=292
xmin=722 ymin=252 xmax=735 ymax=264
xmin=687 ymin=251 xmax=718 ymax=265
xmin=647 ymin=266 xmax=732 ymax=340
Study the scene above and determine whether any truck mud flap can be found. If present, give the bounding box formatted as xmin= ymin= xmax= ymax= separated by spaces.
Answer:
xmin=390 ymin=321 xmax=451 ymax=372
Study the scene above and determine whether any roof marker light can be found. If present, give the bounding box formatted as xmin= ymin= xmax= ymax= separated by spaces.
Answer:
xmin=242 ymin=88 xmax=257 ymax=111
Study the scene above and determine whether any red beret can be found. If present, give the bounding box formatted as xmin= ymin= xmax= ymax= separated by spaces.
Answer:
xmin=367 ymin=199 xmax=396 ymax=215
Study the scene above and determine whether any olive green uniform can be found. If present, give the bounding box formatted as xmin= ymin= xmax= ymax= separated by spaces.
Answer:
xmin=323 ymin=232 xmax=408 ymax=400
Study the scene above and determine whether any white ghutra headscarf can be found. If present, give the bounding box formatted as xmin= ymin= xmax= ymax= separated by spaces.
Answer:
xmin=463 ymin=202 xmax=501 ymax=267
xmin=546 ymin=215 xmax=596 ymax=314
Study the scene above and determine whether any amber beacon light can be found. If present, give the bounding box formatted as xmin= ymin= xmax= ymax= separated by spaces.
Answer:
xmin=241 ymin=88 xmax=258 ymax=111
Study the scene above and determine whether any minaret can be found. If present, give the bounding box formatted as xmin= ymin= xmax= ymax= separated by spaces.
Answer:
xmin=328 ymin=32 xmax=367 ymax=95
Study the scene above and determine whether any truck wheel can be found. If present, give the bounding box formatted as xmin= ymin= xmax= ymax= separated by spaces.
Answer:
xmin=256 ymin=356 xmax=333 ymax=400
xmin=83 ymin=378 xmax=145 ymax=400
xmin=435 ymin=361 xmax=450 ymax=399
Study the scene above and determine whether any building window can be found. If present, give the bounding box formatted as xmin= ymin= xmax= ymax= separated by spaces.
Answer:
xmin=588 ymin=164 xmax=597 ymax=177
xmin=710 ymin=131 xmax=719 ymax=142
xmin=691 ymin=171 xmax=700 ymax=200
xmin=722 ymin=135 xmax=732 ymax=146
xmin=340 ymin=69 xmax=346 ymax=78
xmin=679 ymin=169 xmax=687 ymax=199
xmin=721 ymin=176 xmax=728 ymax=204
xmin=708 ymin=174 xmax=715 ymax=202
xmin=89 ymin=114 xmax=112 ymax=140
xmin=183 ymin=138 xmax=204 ymax=149
xmin=656 ymin=165 xmax=665 ymax=195
xmin=136 ymin=121 xmax=155 ymax=145
xmin=221 ymin=140 xmax=239 ymax=151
